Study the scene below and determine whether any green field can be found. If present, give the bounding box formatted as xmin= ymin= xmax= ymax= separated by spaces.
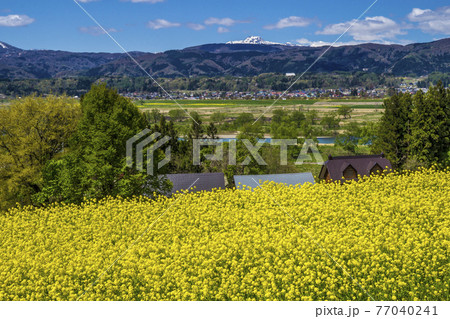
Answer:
xmin=137 ymin=99 xmax=384 ymax=131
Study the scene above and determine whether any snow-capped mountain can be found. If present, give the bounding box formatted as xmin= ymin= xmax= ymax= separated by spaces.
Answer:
xmin=0 ymin=41 xmax=20 ymax=51
xmin=1 ymin=37 xmax=449 ymax=79
xmin=0 ymin=41 xmax=23 ymax=56
xmin=227 ymin=36 xmax=285 ymax=46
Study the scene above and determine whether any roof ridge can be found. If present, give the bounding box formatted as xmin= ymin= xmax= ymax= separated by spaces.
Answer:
xmin=328 ymin=154 xmax=384 ymax=160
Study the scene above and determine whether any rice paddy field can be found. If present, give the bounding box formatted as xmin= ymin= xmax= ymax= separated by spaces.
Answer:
xmin=137 ymin=99 xmax=384 ymax=124
xmin=0 ymin=168 xmax=448 ymax=301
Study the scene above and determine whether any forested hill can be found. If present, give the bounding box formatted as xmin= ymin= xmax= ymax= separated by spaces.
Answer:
xmin=0 ymin=38 xmax=449 ymax=79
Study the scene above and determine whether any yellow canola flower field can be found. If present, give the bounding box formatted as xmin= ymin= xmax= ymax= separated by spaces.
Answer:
xmin=0 ymin=168 xmax=448 ymax=301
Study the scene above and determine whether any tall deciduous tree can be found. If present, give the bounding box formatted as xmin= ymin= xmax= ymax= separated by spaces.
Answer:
xmin=37 ymin=84 xmax=169 ymax=204
xmin=337 ymin=105 xmax=353 ymax=119
xmin=0 ymin=95 xmax=81 ymax=211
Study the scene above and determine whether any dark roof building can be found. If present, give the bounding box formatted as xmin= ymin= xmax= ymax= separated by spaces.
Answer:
xmin=164 ymin=173 xmax=225 ymax=195
xmin=234 ymin=173 xmax=315 ymax=190
xmin=319 ymin=154 xmax=392 ymax=183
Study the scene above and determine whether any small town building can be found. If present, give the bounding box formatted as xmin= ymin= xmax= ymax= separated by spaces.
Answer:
xmin=319 ymin=154 xmax=392 ymax=183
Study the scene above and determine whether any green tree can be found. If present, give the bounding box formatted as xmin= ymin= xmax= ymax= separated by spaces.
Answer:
xmin=359 ymin=121 xmax=378 ymax=146
xmin=305 ymin=110 xmax=319 ymax=125
xmin=290 ymin=109 xmax=306 ymax=127
xmin=154 ymin=116 xmax=179 ymax=155
xmin=271 ymin=123 xmax=298 ymax=139
xmin=272 ymin=109 xmax=287 ymax=124
xmin=224 ymin=123 xmax=266 ymax=181
xmin=234 ymin=113 xmax=254 ymax=129
xmin=144 ymin=109 xmax=162 ymax=125
xmin=36 ymin=84 xmax=169 ymax=204
xmin=168 ymin=109 xmax=184 ymax=122
xmin=335 ymin=122 xmax=363 ymax=154
xmin=188 ymin=112 xmax=204 ymax=140
xmin=372 ymin=93 xmax=412 ymax=169
xmin=337 ymin=105 xmax=353 ymax=119
xmin=206 ymin=122 xmax=218 ymax=139
xmin=320 ymin=113 xmax=340 ymax=131
xmin=210 ymin=112 xmax=226 ymax=125
xmin=0 ymin=95 xmax=81 ymax=211
xmin=408 ymin=84 xmax=449 ymax=166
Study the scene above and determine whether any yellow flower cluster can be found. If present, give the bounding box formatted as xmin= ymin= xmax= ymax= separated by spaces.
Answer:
xmin=0 ymin=168 xmax=448 ymax=301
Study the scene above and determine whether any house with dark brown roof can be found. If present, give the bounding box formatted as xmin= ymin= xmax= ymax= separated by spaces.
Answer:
xmin=319 ymin=154 xmax=392 ymax=183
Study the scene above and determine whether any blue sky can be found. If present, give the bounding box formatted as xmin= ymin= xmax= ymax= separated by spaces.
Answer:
xmin=1 ymin=0 xmax=449 ymax=52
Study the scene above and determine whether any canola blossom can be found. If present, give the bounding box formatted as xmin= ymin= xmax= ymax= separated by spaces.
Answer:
xmin=0 ymin=168 xmax=448 ymax=301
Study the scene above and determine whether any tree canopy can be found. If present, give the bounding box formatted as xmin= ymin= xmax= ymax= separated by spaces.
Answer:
xmin=373 ymin=83 xmax=449 ymax=169
xmin=0 ymin=95 xmax=81 ymax=210
xmin=36 ymin=84 xmax=169 ymax=204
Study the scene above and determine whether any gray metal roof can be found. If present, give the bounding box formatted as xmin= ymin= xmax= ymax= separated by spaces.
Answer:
xmin=234 ymin=173 xmax=315 ymax=190
xmin=164 ymin=173 xmax=225 ymax=195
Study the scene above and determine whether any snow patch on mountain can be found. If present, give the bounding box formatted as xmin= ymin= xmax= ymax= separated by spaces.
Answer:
xmin=226 ymin=36 xmax=364 ymax=47
xmin=0 ymin=42 xmax=7 ymax=49
xmin=227 ymin=36 xmax=285 ymax=45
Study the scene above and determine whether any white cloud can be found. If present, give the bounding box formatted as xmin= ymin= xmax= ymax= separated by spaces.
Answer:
xmin=204 ymin=17 xmax=248 ymax=27
xmin=408 ymin=6 xmax=450 ymax=34
xmin=79 ymin=26 xmax=118 ymax=36
xmin=147 ymin=19 xmax=181 ymax=30
xmin=0 ymin=14 xmax=34 ymax=27
xmin=77 ymin=0 xmax=101 ymax=3
xmin=187 ymin=23 xmax=205 ymax=31
xmin=121 ymin=0 xmax=165 ymax=3
xmin=317 ymin=16 xmax=406 ymax=42
xmin=217 ymin=27 xmax=229 ymax=33
xmin=408 ymin=8 xmax=432 ymax=21
xmin=264 ymin=16 xmax=313 ymax=30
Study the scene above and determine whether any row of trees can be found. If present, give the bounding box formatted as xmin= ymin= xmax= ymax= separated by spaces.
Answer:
xmin=147 ymin=105 xmax=353 ymax=138
xmin=0 ymin=85 xmax=172 ymax=211
xmin=0 ymin=72 xmax=402 ymax=96
xmin=417 ymin=72 xmax=450 ymax=88
xmin=331 ymin=83 xmax=450 ymax=163
xmin=373 ymin=82 xmax=450 ymax=169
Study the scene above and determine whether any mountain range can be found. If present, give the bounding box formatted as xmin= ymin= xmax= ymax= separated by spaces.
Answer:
xmin=1 ymin=36 xmax=449 ymax=80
